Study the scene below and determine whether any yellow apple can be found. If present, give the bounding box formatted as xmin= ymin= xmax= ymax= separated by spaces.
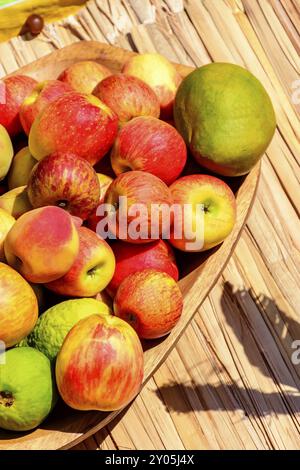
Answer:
xmin=122 ymin=53 xmax=182 ymax=120
xmin=0 ymin=208 xmax=15 ymax=261
xmin=0 ymin=124 xmax=14 ymax=181
xmin=169 ymin=174 xmax=237 ymax=252
xmin=8 ymin=147 xmax=37 ymax=190
xmin=0 ymin=186 xmax=32 ymax=219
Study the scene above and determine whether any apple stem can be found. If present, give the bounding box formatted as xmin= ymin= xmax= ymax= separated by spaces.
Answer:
xmin=87 ymin=265 xmax=101 ymax=277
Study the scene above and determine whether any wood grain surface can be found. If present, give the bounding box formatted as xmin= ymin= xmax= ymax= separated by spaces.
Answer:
xmin=0 ymin=0 xmax=299 ymax=450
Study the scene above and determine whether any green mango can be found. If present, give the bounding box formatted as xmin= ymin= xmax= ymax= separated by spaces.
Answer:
xmin=174 ymin=63 xmax=276 ymax=176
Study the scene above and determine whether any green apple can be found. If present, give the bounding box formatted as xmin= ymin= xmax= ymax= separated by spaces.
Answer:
xmin=0 ymin=347 xmax=56 ymax=431
xmin=0 ymin=124 xmax=14 ymax=181
xmin=8 ymin=147 xmax=37 ymax=190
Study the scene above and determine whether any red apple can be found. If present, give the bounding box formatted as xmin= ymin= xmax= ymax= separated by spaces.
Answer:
xmin=28 ymin=92 xmax=118 ymax=165
xmin=93 ymin=73 xmax=160 ymax=124
xmin=107 ymin=239 xmax=178 ymax=297
xmin=0 ymin=75 xmax=37 ymax=136
xmin=58 ymin=61 xmax=112 ymax=94
xmin=122 ymin=53 xmax=182 ymax=120
xmin=0 ymin=262 xmax=38 ymax=348
xmin=19 ymin=80 xmax=73 ymax=135
xmin=45 ymin=227 xmax=116 ymax=298
xmin=169 ymin=174 xmax=237 ymax=252
xmin=114 ymin=269 xmax=183 ymax=339
xmin=56 ymin=313 xmax=144 ymax=411
xmin=111 ymin=116 xmax=187 ymax=185
xmin=86 ymin=173 xmax=113 ymax=232
xmin=104 ymin=171 xmax=173 ymax=243
xmin=27 ymin=152 xmax=100 ymax=220
xmin=4 ymin=206 xmax=80 ymax=283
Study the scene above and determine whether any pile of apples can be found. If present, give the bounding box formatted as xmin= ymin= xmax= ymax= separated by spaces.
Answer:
xmin=0 ymin=53 xmax=238 ymax=428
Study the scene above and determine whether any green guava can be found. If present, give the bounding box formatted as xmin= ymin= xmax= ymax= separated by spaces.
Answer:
xmin=0 ymin=347 xmax=56 ymax=432
xmin=174 ymin=63 xmax=276 ymax=176
xmin=25 ymin=298 xmax=111 ymax=362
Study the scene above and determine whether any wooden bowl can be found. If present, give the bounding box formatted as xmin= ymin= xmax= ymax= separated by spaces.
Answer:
xmin=0 ymin=41 xmax=260 ymax=450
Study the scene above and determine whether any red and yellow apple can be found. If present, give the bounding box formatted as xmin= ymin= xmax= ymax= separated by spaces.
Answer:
xmin=0 ymin=262 xmax=38 ymax=348
xmin=86 ymin=173 xmax=113 ymax=232
xmin=46 ymin=227 xmax=116 ymax=297
xmin=28 ymin=92 xmax=118 ymax=165
xmin=20 ymin=79 xmax=73 ymax=135
xmin=56 ymin=313 xmax=144 ymax=411
xmin=0 ymin=124 xmax=14 ymax=181
xmin=58 ymin=61 xmax=112 ymax=94
xmin=0 ymin=75 xmax=37 ymax=136
xmin=122 ymin=53 xmax=182 ymax=120
xmin=8 ymin=147 xmax=37 ymax=189
xmin=4 ymin=206 xmax=80 ymax=283
xmin=111 ymin=116 xmax=187 ymax=185
xmin=107 ymin=239 xmax=178 ymax=297
xmin=104 ymin=170 xmax=173 ymax=243
xmin=114 ymin=269 xmax=183 ymax=339
xmin=169 ymin=174 xmax=237 ymax=252
xmin=93 ymin=73 xmax=160 ymax=124
xmin=0 ymin=208 xmax=15 ymax=261
xmin=27 ymin=152 xmax=100 ymax=220
xmin=0 ymin=186 xmax=32 ymax=219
